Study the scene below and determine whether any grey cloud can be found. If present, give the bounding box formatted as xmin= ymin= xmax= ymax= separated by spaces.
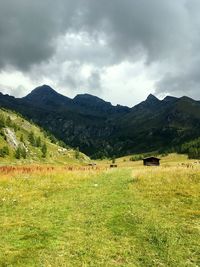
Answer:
xmin=0 ymin=0 xmax=200 ymax=98
xmin=0 ymin=83 xmax=27 ymax=97
xmin=156 ymin=58 xmax=200 ymax=99
xmin=57 ymin=66 xmax=103 ymax=94
xmin=87 ymin=70 xmax=102 ymax=92
xmin=81 ymin=0 xmax=191 ymax=63
xmin=0 ymin=0 xmax=80 ymax=70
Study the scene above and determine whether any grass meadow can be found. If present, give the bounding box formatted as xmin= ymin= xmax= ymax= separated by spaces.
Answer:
xmin=0 ymin=155 xmax=199 ymax=266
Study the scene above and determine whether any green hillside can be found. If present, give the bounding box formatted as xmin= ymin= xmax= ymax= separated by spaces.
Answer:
xmin=0 ymin=108 xmax=89 ymax=165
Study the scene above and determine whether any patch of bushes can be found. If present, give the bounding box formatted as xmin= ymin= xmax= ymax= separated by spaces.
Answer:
xmin=129 ymin=155 xmax=144 ymax=161
xmin=0 ymin=146 xmax=9 ymax=158
xmin=28 ymin=131 xmax=48 ymax=158
xmin=0 ymin=114 xmax=19 ymax=132
xmin=178 ymin=137 xmax=200 ymax=159
xmin=15 ymin=146 xmax=27 ymax=159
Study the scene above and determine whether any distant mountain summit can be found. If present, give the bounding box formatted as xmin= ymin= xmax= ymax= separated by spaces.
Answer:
xmin=146 ymin=93 xmax=159 ymax=102
xmin=24 ymin=85 xmax=58 ymax=99
xmin=0 ymin=85 xmax=200 ymax=158
xmin=23 ymin=85 xmax=72 ymax=108
xmin=163 ymin=95 xmax=178 ymax=103
xmin=74 ymin=93 xmax=109 ymax=104
xmin=73 ymin=93 xmax=129 ymax=116
xmin=73 ymin=93 xmax=113 ymax=113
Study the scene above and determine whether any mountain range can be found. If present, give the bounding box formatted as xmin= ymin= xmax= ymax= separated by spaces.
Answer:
xmin=0 ymin=85 xmax=200 ymax=158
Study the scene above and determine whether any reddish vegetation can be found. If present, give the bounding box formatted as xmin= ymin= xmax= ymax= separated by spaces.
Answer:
xmin=0 ymin=165 xmax=107 ymax=176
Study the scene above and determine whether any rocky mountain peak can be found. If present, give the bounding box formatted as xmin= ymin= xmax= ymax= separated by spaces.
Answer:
xmin=74 ymin=93 xmax=110 ymax=105
xmin=24 ymin=85 xmax=58 ymax=100
xmin=163 ymin=96 xmax=178 ymax=102
xmin=146 ymin=94 xmax=159 ymax=102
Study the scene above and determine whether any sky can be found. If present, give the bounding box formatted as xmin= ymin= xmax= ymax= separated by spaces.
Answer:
xmin=0 ymin=0 xmax=200 ymax=107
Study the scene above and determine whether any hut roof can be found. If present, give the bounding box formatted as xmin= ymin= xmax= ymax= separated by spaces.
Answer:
xmin=143 ymin=156 xmax=160 ymax=160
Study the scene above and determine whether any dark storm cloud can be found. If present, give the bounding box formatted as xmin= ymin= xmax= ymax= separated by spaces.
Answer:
xmin=0 ymin=0 xmax=80 ymax=70
xmin=156 ymin=61 xmax=200 ymax=98
xmin=0 ymin=0 xmax=200 ymax=97
xmin=82 ymin=0 xmax=188 ymax=62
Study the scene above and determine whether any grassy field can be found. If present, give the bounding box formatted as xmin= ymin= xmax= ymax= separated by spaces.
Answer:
xmin=0 ymin=155 xmax=199 ymax=266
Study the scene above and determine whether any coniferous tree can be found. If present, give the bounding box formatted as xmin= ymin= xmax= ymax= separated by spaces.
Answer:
xmin=112 ymin=156 xmax=116 ymax=164
xmin=0 ymin=115 xmax=5 ymax=129
xmin=15 ymin=147 xmax=21 ymax=159
xmin=20 ymin=134 xmax=24 ymax=143
xmin=75 ymin=147 xmax=80 ymax=159
xmin=6 ymin=116 xmax=12 ymax=127
xmin=36 ymin=136 xmax=41 ymax=147
xmin=41 ymin=143 xmax=47 ymax=158
xmin=21 ymin=147 xmax=27 ymax=159
xmin=28 ymin=131 xmax=36 ymax=146
xmin=15 ymin=146 xmax=27 ymax=159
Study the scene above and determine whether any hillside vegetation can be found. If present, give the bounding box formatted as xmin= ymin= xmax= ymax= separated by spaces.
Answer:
xmin=0 ymin=155 xmax=199 ymax=266
xmin=179 ymin=137 xmax=200 ymax=159
xmin=0 ymin=108 xmax=88 ymax=164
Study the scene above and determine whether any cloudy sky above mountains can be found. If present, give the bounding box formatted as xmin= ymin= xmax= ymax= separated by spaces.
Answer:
xmin=0 ymin=0 xmax=200 ymax=106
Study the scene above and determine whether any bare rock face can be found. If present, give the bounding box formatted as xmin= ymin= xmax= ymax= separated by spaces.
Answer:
xmin=3 ymin=128 xmax=19 ymax=149
xmin=3 ymin=127 xmax=28 ymax=151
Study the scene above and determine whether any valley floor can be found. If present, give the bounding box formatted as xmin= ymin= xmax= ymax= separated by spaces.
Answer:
xmin=0 ymin=157 xmax=199 ymax=266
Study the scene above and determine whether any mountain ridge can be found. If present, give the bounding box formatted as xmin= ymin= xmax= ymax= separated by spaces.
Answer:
xmin=0 ymin=85 xmax=200 ymax=158
xmin=1 ymin=84 xmax=197 ymax=109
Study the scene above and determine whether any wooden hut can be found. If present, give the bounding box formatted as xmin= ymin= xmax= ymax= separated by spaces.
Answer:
xmin=88 ymin=163 xmax=96 ymax=167
xmin=143 ymin=157 xmax=160 ymax=166
xmin=110 ymin=164 xmax=117 ymax=168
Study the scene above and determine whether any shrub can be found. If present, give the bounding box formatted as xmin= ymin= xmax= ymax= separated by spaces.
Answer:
xmin=130 ymin=155 xmax=144 ymax=161
xmin=0 ymin=146 xmax=9 ymax=158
